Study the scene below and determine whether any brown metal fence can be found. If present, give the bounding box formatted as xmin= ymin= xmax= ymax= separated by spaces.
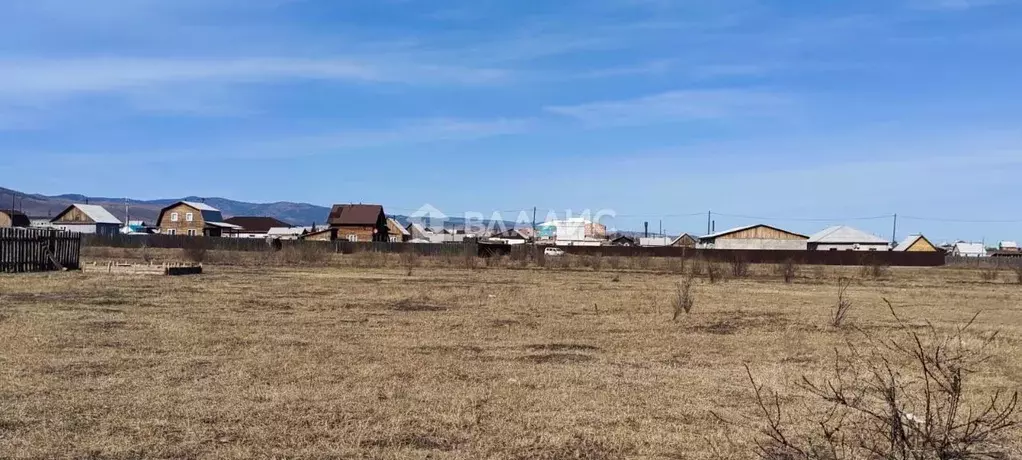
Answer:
xmin=0 ymin=228 xmax=82 ymax=273
xmin=82 ymin=234 xmax=946 ymax=267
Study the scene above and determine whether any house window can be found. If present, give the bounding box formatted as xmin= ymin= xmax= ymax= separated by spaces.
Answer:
xmin=187 ymin=229 xmax=197 ymax=237
xmin=167 ymin=229 xmax=177 ymax=236
xmin=389 ymin=236 xmax=399 ymax=243
xmin=185 ymin=213 xmax=194 ymax=222
xmin=348 ymin=234 xmax=358 ymax=242
xmin=170 ymin=212 xmax=179 ymax=222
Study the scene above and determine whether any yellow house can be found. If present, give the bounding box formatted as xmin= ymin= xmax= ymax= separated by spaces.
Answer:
xmin=893 ymin=234 xmax=939 ymax=252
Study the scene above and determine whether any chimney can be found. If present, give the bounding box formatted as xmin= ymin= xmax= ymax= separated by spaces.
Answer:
xmin=644 ymin=221 xmax=649 ymax=238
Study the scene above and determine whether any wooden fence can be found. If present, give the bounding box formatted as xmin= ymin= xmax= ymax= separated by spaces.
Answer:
xmin=82 ymin=234 xmax=946 ymax=267
xmin=0 ymin=228 xmax=82 ymax=273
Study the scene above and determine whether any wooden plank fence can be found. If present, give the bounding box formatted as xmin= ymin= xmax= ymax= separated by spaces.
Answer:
xmin=0 ymin=228 xmax=82 ymax=273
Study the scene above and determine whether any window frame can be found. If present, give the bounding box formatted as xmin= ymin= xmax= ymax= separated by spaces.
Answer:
xmin=185 ymin=212 xmax=194 ymax=222
xmin=170 ymin=212 xmax=179 ymax=222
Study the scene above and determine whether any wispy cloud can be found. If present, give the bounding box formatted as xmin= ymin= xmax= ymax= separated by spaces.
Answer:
xmin=545 ymin=89 xmax=790 ymax=126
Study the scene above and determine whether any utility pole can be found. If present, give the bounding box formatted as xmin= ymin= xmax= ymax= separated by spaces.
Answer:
xmin=706 ymin=211 xmax=711 ymax=235
xmin=659 ymin=219 xmax=662 ymax=237
xmin=891 ymin=213 xmax=898 ymax=244
xmin=531 ymin=207 xmax=537 ymax=245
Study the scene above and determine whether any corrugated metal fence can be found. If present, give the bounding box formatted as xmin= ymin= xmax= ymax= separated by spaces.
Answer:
xmin=0 ymin=228 xmax=82 ymax=273
xmin=82 ymin=234 xmax=946 ymax=266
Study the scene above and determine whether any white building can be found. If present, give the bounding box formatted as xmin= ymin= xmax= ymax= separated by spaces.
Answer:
xmin=807 ymin=226 xmax=890 ymax=251
xmin=638 ymin=236 xmax=673 ymax=247
xmin=49 ymin=204 xmax=122 ymax=235
xmin=951 ymin=242 xmax=987 ymax=258
xmin=538 ymin=218 xmax=607 ymax=246
xmin=999 ymin=241 xmax=1019 ymax=251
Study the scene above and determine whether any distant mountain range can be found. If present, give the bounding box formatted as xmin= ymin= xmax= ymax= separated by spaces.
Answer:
xmin=0 ymin=187 xmax=526 ymax=230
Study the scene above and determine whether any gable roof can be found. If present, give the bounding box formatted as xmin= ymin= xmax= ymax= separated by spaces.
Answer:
xmin=893 ymin=234 xmax=937 ymax=252
xmin=672 ymin=233 xmax=697 ymax=245
xmin=808 ymin=226 xmax=888 ymax=244
xmin=328 ymin=204 xmax=384 ymax=226
xmin=700 ymin=224 xmax=808 ymax=240
xmin=158 ymin=201 xmax=225 ymax=226
xmin=53 ymin=204 xmax=122 ymax=225
xmin=952 ymin=242 xmax=986 ymax=255
xmin=223 ymin=216 xmax=292 ymax=233
xmin=387 ymin=218 xmax=410 ymax=236
xmin=0 ymin=209 xmax=31 ymax=227
xmin=490 ymin=228 xmax=531 ymax=239
xmin=267 ymin=227 xmax=306 ymax=236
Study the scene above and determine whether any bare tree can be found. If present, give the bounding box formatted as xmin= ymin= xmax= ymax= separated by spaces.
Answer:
xmin=831 ymin=278 xmax=853 ymax=328
xmin=672 ymin=277 xmax=695 ymax=320
xmin=744 ymin=301 xmax=1018 ymax=460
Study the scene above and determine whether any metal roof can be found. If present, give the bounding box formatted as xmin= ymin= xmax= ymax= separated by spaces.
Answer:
xmin=182 ymin=201 xmax=219 ymax=212
xmin=206 ymin=221 xmax=244 ymax=230
xmin=267 ymin=227 xmax=306 ymax=236
xmin=387 ymin=218 xmax=411 ymax=236
xmin=953 ymin=242 xmax=986 ymax=255
xmin=328 ymin=204 xmax=384 ymax=226
xmin=808 ymin=226 xmax=888 ymax=244
xmin=700 ymin=224 xmax=808 ymax=240
xmin=223 ymin=216 xmax=292 ymax=233
xmin=67 ymin=204 xmax=122 ymax=225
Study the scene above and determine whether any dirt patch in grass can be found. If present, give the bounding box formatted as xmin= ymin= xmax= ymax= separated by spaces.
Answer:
xmin=524 ymin=343 xmax=602 ymax=352
xmin=365 ymin=433 xmax=463 ymax=451
xmin=520 ymin=353 xmax=595 ymax=364
xmin=392 ymin=299 xmax=447 ymax=312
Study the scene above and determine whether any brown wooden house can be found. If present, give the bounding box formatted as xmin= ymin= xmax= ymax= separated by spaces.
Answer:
xmin=327 ymin=204 xmax=388 ymax=242
xmin=386 ymin=218 xmax=410 ymax=242
xmin=156 ymin=201 xmax=240 ymax=237
xmin=698 ymin=224 xmax=808 ymax=250
xmin=301 ymin=228 xmax=338 ymax=242
xmin=50 ymin=204 xmax=122 ymax=235
xmin=0 ymin=209 xmax=30 ymax=228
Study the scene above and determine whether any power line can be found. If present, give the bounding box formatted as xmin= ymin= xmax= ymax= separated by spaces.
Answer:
xmin=900 ymin=215 xmax=1022 ymax=224
xmin=712 ymin=212 xmax=894 ymax=222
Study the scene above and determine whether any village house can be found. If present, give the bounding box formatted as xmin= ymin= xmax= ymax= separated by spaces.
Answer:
xmin=223 ymin=216 xmax=293 ymax=238
xmin=327 ymin=204 xmax=389 ymax=242
xmin=698 ymin=224 xmax=809 ymax=250
xmin=807 ymin=225 xmax=890 ymax=251
xmin=893 ymin=234 xmax=939 ymax=252
xmin=0 ymin=209 xmax=30 ymax=228
xmin=156 ymin=201 xmax=240 ymax=237
xmin=487 ymin=228 xmax=531 ymax=245
xmin=387 ymin=218 xmax=410 ymax=242
xmin=49 ymin=204 xmax=122 ymax=235
xmin=950 ymin=241 xmax=987 ymax=257
xmin=671 ymin=233 xmax=698 ymax=248
xmin=609 ymin=234 xmax=637 ymax=246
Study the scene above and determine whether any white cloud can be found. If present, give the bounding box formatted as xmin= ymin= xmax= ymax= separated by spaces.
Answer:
xmin=545 ymin=89 xmax=790 ymax=126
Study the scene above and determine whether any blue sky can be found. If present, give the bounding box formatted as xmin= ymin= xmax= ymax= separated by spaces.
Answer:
xmin=1 ymin=0 xmax=1021 ymax=242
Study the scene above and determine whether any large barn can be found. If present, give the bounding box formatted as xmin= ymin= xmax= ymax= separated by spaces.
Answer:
xmin=698 ymin=224 xmax=809 ymax=250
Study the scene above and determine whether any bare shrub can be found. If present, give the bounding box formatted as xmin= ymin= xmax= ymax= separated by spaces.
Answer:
xmin=353 ymin=250 xmax=384 ymax=268
xmin=775 ymin=259 xmax=799 ymax=284
xmin=831 ymin=278 xmax=853 ymax=328
xmin=689 ymin=257 xmax=706 ymax=277
xmin=140 ymin=243 xmax=153 ymax=263
xmin=979 ymin=267 xmax=1001 ymax=282
xmin=672 ymin=277 xmax=695 ymax=320
xmin=586 ymin=254 xmax=603 ymax=272
xmin=535 ymin=253 xmax=547 ymax=268
xmin=606 ymin=256 xmax=622 ymax=271
xmin=635 ymin=254 xmax=652 ymax=271
xmin=281 ymin=244 xmax=328 ymax=266
xmin=399 ymin=250 xmax=420 ymax=275
xmin=730 ymin=256 xmax=750 ymax=278
xmin=706 ymin=262 xmax=727 ymax=284
xmin=463 ymin=252 xmax=478 ymax=270
xmin=665 ymin=257 xmax=686 ymax=275
xmin=859 ymin=260 xmax=890 ymax=280
xmin=181 ymin=240 xmax=207 ymax=263
xmin=742 ymin=304 xmax=1018 ymax=460
xmin=1014 ymin=265 xmax=1022 ymax=284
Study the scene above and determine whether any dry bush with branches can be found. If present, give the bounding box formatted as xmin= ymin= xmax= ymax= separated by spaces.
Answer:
xmin=743 ymin=303 xmax=1018 ymax=460
xmin=672 ymin=277 xmax=695 ymax=320
xmin=399 ymin=250 xmax=420 ymax=275
xmin=181 ymin=240 xmax=207 ymax=263
xmin=280 ymin=244 xmax=328 ymax=266
xmin=776 ymin=259 xmax=799 ymax=284
xmin=859 ymin=260 xmax=890 ymax=281
xmin=831 ymin=278 xmax=853 ymax=328
xmin=665 ymin=257 xmax=686 ymax=275
xmin=979 ymin=267 xmax=1001 ymax=283
xmin=1014 ymin=265 xmax=1022 ymax=285
xmin=730 ymin=256 xmax=750 ymax=279
xmin=605 ymin=256 xmax=622 ymax=271
xmin=706 ymin=262 xmax=727 ymax=284
xmin=634 ymin=254 xmax=652 ymax=271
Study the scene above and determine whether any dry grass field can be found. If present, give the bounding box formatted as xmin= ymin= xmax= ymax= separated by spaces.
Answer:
xmin=2 ymin=248 xmax=1021 ymax=459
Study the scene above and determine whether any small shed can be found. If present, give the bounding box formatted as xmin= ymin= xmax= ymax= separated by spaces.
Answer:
xmin=892 ymin=234 xmax=939 ymax=252
xmin=0 ymin=210 xmax=30 ymax=228
xmin=50 ymin=204 xmax=122 ymax=235
xmin=639 ymin=236 xmax=672 ymax=247
xmin=699 ymin=224 xmax=808 ymax=250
